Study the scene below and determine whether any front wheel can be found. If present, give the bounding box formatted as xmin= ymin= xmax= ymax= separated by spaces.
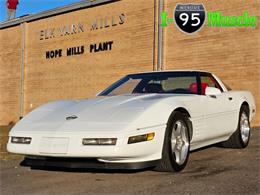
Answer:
xmin=157 ymin=112 xmax=190 ymax=172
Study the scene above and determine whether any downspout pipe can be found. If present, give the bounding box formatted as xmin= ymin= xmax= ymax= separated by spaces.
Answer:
xmin=19 ymin=22 xmax=26 ymax=119
xmin=157 ymin=0 xmax=164 ymax=71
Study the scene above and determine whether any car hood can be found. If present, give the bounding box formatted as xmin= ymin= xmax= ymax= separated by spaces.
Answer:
xmin=12 ymin=94 xmax=189 ymax=133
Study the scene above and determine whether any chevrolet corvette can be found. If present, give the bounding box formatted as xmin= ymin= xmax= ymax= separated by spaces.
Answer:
xmin=7 ymin=71 xmax=256 ymax=172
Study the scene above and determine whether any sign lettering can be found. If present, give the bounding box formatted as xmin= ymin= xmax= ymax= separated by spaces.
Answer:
xmin=45 ymin=41 xmax=114 ymax=59
xmin=39 ymin=13 xmax=126 ymax=40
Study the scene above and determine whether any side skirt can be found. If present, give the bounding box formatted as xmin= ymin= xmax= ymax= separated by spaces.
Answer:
xmin=190 ymin=134 xmax=231 ymax=151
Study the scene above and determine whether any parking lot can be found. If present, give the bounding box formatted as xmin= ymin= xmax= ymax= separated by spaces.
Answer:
xmin=1 ymin=128 xmax=259 ymax=195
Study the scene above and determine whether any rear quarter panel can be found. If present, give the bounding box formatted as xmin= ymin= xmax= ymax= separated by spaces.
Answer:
xmin=228 ymin=91 xmax=256 ymax=122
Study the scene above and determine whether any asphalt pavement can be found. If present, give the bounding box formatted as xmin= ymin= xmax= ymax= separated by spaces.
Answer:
xmin=1 ymin=128 xmax=260 ymax=195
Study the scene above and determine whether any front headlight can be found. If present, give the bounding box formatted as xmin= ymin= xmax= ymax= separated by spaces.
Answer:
xmin=82 ymin=138 xmax=117 ymax=145
xmin=128 ymin=132 xmax=155 ymax=144
xmin=11 ymin=137 xmax=32 ymax=144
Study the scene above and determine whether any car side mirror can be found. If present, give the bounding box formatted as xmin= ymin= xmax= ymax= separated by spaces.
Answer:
xmin=205 ymin=87 xmax=221 ymax=97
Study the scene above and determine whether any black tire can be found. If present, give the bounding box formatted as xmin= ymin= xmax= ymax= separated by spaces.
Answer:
xmin=157 ymin=111 xmax=191 ymax=172
xmin=222 ymin=105 xmax=250 ymax=148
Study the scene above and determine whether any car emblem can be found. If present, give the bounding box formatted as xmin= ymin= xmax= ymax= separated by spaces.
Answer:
xmin=174 ymin=3 xmax=206 ymax=34
xmin=66 ymin=115 xmax=78 ymax=120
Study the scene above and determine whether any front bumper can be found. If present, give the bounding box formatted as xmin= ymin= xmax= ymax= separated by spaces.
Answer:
xmin=7 ymin=125 xmax=166 ymax=163
xmin=21 ymin=156 xmax=160 ymax=170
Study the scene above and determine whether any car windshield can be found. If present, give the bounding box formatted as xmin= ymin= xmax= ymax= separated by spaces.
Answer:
xmin=99 ymin=72 xmax=199 ymax=96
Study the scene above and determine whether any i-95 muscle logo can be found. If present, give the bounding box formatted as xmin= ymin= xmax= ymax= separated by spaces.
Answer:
xmin=161 ymin=3 xmax=257 ymax=34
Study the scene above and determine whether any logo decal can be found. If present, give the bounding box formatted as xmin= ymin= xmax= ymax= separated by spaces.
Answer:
xmin=161 ymin=4 xmax=257 ymax=34
xmin=66 ymin=115 xmax=78 ymax=120
xmin=174 ymin=3 xmax=206 ymax=34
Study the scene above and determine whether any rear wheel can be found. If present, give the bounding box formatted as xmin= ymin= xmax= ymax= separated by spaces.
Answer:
xmin=222 ymin=105 xmax=250 ymax=148
xmin=157 ymin=112 xmax=190 ymax=172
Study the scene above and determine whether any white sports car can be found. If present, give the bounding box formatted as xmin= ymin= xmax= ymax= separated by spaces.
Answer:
xmin=7 ymin=71 xmax=256 ymax=172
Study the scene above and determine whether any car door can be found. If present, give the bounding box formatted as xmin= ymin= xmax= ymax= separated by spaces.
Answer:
xmin=199 ymin=73 xmax=238 ymax=141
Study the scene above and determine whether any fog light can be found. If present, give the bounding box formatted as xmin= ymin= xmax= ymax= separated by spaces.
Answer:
xmin=82 ymin=138 xmax=117 ymax=145
xmin=11 ymin=137 xmax=31 ymax=144
xmin=128 ymin=133 xmax=155 ymax=144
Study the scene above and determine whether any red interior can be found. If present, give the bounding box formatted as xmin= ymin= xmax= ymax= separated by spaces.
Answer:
xmin=189 ymin=83 xmax=198 ymax=94
xmin=189 ymin=83 xmax=209 ymax=95
xmin=201 ymin=83 xmax=209 ymax=95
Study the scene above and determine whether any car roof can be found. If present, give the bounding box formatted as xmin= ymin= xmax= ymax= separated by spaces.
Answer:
xmin=127 ymin=70 xmax=211 ymax=76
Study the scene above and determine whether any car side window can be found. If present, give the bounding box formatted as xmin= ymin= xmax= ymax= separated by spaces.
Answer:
xmin=162 ymin=76 xmax=198 ymax=94
xmin=201 ymin=75 xmax=223 ymax=92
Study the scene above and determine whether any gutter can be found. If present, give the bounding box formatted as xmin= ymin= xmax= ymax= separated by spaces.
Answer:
xmin=0 ymin=0 xmax=116 ymax=29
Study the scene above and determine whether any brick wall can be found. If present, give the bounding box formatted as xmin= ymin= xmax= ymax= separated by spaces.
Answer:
xmin=0 ymin=26 xmax=21 ymax=125
xmin=0 ymin=0 xmax=259 ymax=127
xmin=23 ymin=0 xmax=156 ymax=115
xmin=0 ymin=0 xmax=156 ymax=125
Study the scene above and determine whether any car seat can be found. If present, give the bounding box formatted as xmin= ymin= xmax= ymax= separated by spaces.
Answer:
xmin=189 ymin=82 xmax=209 ymax=95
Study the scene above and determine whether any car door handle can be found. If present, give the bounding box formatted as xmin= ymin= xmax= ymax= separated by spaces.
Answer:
xmin=228 ymin=97 xmax=233 ymax=101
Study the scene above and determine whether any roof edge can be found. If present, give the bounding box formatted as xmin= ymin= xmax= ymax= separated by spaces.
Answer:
xmin=127 ymin=70 xmax=211 ymax=75
xmin=0 ymin=0 xmax=116 ymax=29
